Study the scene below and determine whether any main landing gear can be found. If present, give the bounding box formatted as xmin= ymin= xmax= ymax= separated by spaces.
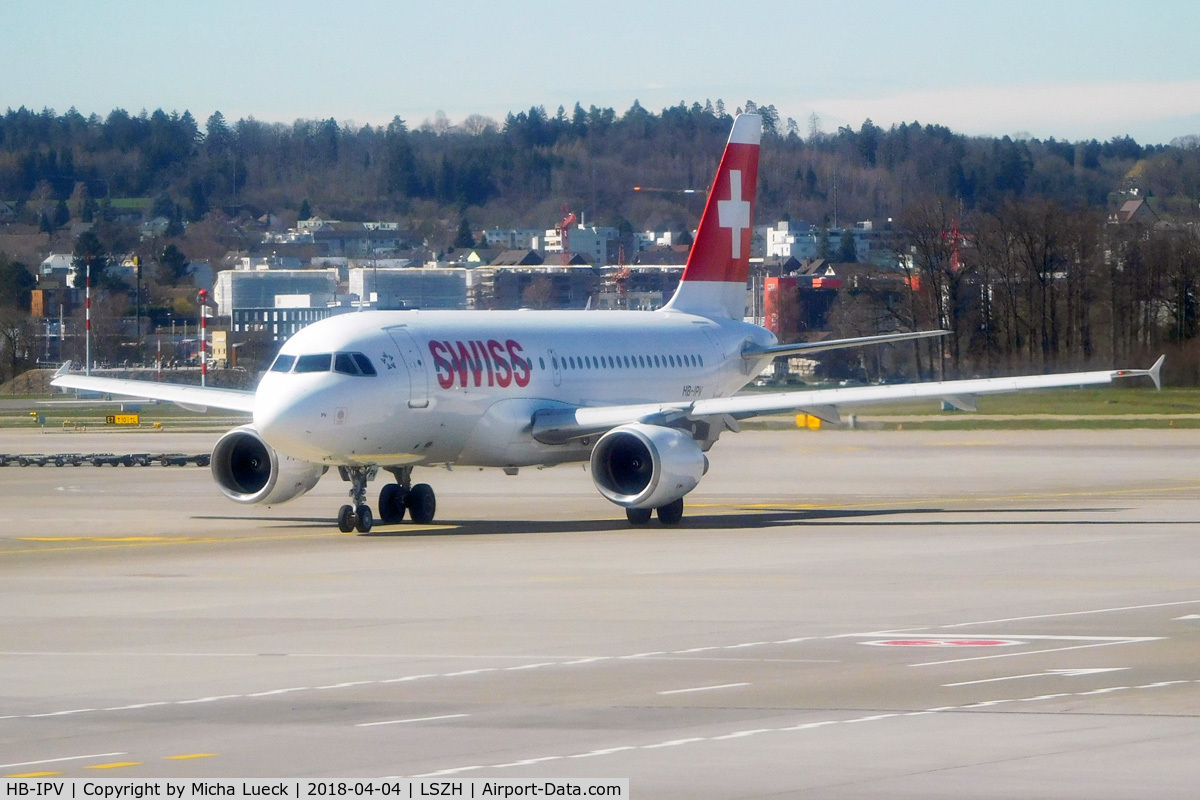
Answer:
xmin=336 ymin=466 xmax=437 ymax=533
xmin=625 ymin=497 xmax=685 ymax=526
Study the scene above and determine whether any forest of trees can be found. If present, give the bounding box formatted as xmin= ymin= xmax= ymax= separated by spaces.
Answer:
xmin=4 ymin=100 xmax=1200 ymax=237
xmin=3 ymin=99 xmax=1200 ymax=384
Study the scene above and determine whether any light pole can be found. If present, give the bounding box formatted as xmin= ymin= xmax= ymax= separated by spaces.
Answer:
xmin=198 ymin=288 xmax=208 ymax=387
xmin=133 ymin=255 xmax=142 ymax=365
xmin=85 ymin=254 xmax=91 ymax=376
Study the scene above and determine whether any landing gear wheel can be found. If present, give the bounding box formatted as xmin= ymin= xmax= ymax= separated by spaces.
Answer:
xmin=406 ymin=483 xmax=436 ymax=524
xmin=656 ymin=498 xmax=684 ymax=526
xmin=337 ymin=504 xmax=356 ymax=533
xmin=378 ymin=484 xmax=407 ymax=524
xmin=355 ymin=504 xmax=373 ymax=533
xmin=626 ymin=507 xmax=652 ymax=525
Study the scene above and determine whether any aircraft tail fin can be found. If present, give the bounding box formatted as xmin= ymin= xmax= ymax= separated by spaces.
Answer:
xmin=664 ymin=113 xmax=762 ymax=319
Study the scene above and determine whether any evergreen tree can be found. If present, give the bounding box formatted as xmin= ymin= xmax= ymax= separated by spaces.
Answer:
xmin=159 ymin=243 xmax=190 ymax=285
xmin=205 ymin=111 xmax=231 ymax=154
xmin=454 ymin=217 xmax=475 ymax=249
xmin=818 ymin=227 xmax=831 ymax=261
xmin=72 ymin=231 xmax=110 ymax=285
xmin=837 ymin=229 xmax=858 ymax=262
xmin=166 ymin=203 xmax=184 ymax=237
xmin=0 ymin=256 xmax=36 ymax=309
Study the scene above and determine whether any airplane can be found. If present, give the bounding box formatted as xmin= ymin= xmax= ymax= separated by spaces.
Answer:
xmin=51 ymin=114 xmax=1164 ymax=533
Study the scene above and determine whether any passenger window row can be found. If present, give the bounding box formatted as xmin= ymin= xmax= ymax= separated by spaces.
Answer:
xmin=270 ymin=352 xmax=378 ymax=376
xmin=269 ymin=349 xmax=702 ymax=378
xmin=551 ymin=353 xmax=703 ymax=371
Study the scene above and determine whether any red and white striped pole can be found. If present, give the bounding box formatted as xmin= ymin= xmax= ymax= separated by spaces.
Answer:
xmin=85 ymin=256 xmax=91 ymax=376
xmin=198 ymin=289 xmax=208 ymax=387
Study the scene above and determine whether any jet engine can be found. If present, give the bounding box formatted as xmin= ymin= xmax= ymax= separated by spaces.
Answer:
xmin=210 ymin=425 xmax=327 ymax=505
xmin=590 ymin=423 xmax=708 ymax=510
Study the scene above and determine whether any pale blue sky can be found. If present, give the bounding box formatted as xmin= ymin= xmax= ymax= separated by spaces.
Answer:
xmin=5 ymin=0 xmax=1199 ymax=143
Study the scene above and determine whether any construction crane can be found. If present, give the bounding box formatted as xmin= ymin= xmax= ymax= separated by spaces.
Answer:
xmin=557 ymin=203 xmax=577 ymax=265
xmin=632 ymin=186 xmax=701 ymax=195
xmin=613 ymin=245 xmax=631 ymax=307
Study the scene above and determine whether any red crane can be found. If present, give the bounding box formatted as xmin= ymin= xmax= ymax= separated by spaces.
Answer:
xmin=557 ymin=204 xmax=577 ymax=265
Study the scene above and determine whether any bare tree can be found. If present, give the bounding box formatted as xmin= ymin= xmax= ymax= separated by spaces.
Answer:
xmin=897 ymin=198 xmax=966 ymax=378
xmin=521 ymin=276 xmax=555 ymax=309
xmin=0 ymin=307 xmax=34 ymax=383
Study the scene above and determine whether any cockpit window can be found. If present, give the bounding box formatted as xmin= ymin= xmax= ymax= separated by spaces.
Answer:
xmin=351 ymin=352 xmax=377 ymax=376
xmin=294 ymin=353 xmax=333 ymax=373
xmin=270 ymin=354 xmax=296 ymax=373
xmin=333 ymin=353 xmax=360 ymax=375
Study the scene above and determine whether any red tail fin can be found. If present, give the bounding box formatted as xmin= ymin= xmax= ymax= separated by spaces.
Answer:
xmin=664 ymin=114 xmax=762 ymax=318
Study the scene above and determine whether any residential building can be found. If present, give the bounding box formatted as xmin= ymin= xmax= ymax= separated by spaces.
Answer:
xmin=230 ymin=305 xmax=340 ymax=342
xmin=480 ymin=228 xmax=540 ymax=250
xmin=39 ymin=253 xmax=73 ymax=280
xmin=540 ymin=225 xmax=620 ymax=266
xmin=485 ymin=265 xmax=602 ymax=310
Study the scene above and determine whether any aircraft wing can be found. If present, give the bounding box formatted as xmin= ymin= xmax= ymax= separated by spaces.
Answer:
xmin=741 ymin=329 xmax=948 ymax=360
xmin=50 ymin=363 xmax=257 ymax=414
xmin=531 ymin=357 xmax=1164 ymax=443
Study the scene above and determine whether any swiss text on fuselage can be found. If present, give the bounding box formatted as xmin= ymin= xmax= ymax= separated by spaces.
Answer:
xmin=428 ymin=338 xmax=531 ymax=389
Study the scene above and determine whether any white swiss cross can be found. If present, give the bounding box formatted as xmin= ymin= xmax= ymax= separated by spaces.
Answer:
xmin=717 ymin=170 xmax=751 ymax=259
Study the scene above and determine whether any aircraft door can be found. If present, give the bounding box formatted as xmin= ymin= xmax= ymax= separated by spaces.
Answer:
xmin=547 ymin=348 xmax=562 ymax=387
xmin=385 ymin=326 xmax=429 ymax=408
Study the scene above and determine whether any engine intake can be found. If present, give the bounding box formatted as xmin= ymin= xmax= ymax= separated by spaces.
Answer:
xmin=590 ymin=423 xmax=708 ymax=509
xmin=211 ymin=425 xmax=326 ymax=505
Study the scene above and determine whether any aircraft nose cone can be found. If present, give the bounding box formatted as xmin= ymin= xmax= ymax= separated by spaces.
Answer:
xmin=253 ymin=380 xmax=321 ymax=460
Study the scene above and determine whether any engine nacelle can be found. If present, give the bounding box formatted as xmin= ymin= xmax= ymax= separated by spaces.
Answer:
xmin=210 ymin=425 xmax=327 ymax=505
xmin=590 ymin=423 xmax=708 ymax=510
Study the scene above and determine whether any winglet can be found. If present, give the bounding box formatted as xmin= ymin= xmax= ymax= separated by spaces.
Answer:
xmin=53 ymin=361 xmax=72 ymax=378
xmin=1112 ymin=354 xmax=1165 ymax=390
xmin=1148 ymin=354 xmax=1165 ymax=390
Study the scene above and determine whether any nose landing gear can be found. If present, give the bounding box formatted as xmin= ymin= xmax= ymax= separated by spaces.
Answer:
xmin=337 ymin=465 xmax=378 ymax=533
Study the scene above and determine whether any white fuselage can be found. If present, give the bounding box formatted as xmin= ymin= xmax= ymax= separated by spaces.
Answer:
xmin=253 ymin=308 xmax=776 ymax=469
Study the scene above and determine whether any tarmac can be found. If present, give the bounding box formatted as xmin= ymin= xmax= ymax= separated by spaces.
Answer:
xmin=2 ymin=426 xmax=1199 ymax=797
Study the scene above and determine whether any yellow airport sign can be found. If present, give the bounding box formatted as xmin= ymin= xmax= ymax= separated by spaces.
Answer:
xmin=106 ymin=414 xmax=140 ymax=425
xmin=796 ymin=413 xmax=822 ymax=430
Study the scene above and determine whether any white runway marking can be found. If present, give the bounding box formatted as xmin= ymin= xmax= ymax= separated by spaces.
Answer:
xmin=0 ymin=603 xmax=1178 ymax=723
xmin=0 ymin=752 xmax=125 ymax=769
xmin=396 ymin=678 xmax=1200 ymax=778
xmin=944 ymin=668 xmax=1128 ymax=687
xmin=658 ymin=682 xmax=750 ymax=695
xmin=910 ymin=638 xmax=1159 ymax=667
xmin=357 ymin=714 xmax=468 ymax=727
xmin=937 ymin=600 xmax=1200 ymax=628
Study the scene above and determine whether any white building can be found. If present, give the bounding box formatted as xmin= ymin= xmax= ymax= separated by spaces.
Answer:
xmin=764 ymin=220 xmax=877 ymax=262
xmin=541 ymin=225 xmax=620 ymax=266
xmin=348 ymin=267 xmax=469 ymax=310
xmin=236 ymin=254 xmax=303 ymax=271
xmin=633 ymin=231 xmax=682 ymax=251
xmin=39 ymin=253 xmax=73 ymax=279
xmin=480 ymin=228 xmax=541 ymax=250
xmin=213 ymin=268 xmax=340 ymax=318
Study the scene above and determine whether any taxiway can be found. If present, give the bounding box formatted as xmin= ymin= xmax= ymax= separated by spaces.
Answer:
xmin=2 ymin=428 xmax=1199 ymax=797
